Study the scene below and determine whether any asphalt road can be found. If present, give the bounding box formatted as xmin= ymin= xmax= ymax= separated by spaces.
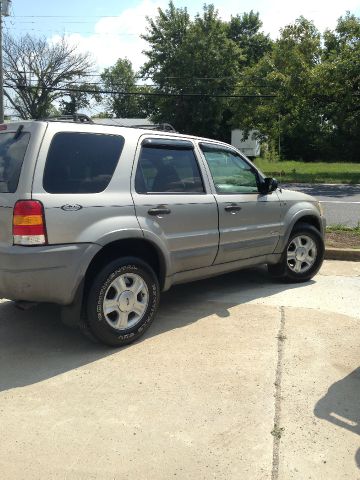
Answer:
xmin=282 ymin=183 xmax=360 ymax=226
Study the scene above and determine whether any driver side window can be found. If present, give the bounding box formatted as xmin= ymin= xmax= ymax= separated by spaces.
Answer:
xmin=200 ymin=143 xmax=259 ymax=194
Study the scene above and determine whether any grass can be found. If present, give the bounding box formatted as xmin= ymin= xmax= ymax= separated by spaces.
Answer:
xmin=326 ymin=224 xmax=360 ymax=235
xmin=254 ymin=159 xmax=360 ymax=184
xmin=326 ymin=225 xmax=360 ymax=249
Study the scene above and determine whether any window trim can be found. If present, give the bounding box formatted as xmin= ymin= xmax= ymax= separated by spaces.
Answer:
xmin=42 ymin=131 xmax=125 ymax=194
xmin=135 ymin=140 xmax=207 ymax=195
xmin=141 ymin=138 xmax=194 ymax=150
xmin=199 ymin=142 xmax=263 ymax=195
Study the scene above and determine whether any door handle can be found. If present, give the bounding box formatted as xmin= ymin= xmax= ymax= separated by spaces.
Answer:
xmin=224 ymin=203 xmax=242 ymax=213
xmin=148 ymin=205 xmax=171 ymax=216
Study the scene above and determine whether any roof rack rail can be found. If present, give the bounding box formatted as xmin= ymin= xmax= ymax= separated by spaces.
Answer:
xmin=40 ymin=114 xmax=94 ymax=124
xmin=127 ymin=123 xmax=177 ymax=133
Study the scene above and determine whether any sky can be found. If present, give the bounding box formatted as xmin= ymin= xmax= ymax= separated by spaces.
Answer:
xmin=5 ymin=0 xmax=360 ymax=73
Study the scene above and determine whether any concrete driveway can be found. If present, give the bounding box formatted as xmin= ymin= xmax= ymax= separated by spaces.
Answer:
xmin=0 ymin=260 xmax=360 ymax=480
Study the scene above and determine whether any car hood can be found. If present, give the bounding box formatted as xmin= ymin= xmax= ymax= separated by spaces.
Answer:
xmin=277 ymin=188 xmax=318 ymax=204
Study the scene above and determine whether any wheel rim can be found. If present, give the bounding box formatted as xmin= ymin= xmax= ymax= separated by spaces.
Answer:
xmin=102 ymin=273 xmax=149 ymax=331
xmin=287 ymin=234 xmax=317 ymax=274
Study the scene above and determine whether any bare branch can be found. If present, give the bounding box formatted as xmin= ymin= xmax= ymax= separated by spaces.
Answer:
xmin=3 ymin=34 xmax=95 ymax=119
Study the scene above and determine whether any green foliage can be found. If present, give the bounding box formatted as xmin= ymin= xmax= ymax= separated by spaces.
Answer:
xmin=93 ymin=111 xmax=113 ymax=119
xmin=254 ymin=159 xmax=360 ymax=184
xmin=228 ymin=11 xmax=272 ymax=67
xmin=326 ymin=224 xmax=360 ymax=234
xmin=232 ymin=17 xmax=324 ymax=160
xmin=141 ymin=2 xmax=270 ymax=141
xmin=59 ymin=83 xmax=101 ymax=116
xmin=101 ymin=59 xmax=151 ymax=118
xmin=99 ymin=3 xmax=360 ymax=163
xmin=231 ymin=13 xmax=360 ymax=162
xmin=314 ymin=13 xmax=360 ymax=161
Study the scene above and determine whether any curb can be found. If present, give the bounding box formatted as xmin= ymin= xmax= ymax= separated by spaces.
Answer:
xmin=325 ymin=247 xmax=360 ymax=262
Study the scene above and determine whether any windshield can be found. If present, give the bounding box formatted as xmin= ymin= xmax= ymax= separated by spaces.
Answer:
xmin=0 ymin=131 xmax=30 ymax=193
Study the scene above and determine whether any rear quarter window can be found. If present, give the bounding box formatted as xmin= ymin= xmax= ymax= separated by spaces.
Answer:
xmin=0 ymin=131 xmax=30 ymax=193
xmin=43 ymin=132 xmax=124 ymax=194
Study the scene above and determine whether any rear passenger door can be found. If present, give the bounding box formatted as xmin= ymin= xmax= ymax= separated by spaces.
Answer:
xmin=132 ymin=137 xmax=219 ymax=274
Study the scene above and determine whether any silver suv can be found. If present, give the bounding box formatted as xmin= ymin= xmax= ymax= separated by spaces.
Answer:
xmin=0 ymin=118 xmax=325 ymax=346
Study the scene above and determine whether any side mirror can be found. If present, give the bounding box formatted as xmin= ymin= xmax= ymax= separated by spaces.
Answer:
xmin=259 ymin=177 xmax=278 ymax=195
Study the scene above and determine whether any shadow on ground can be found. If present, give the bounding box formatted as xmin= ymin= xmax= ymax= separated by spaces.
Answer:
xmin=314 ymin=368 xmax=360 ymax=469
xmin=0 ymin=266 xmax=311 ymax=393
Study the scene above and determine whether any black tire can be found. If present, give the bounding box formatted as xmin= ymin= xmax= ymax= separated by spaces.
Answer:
xmin=84 ymin=256 xmax=160 ymax=347
xmin=268 ymin=223 xmax=324 ymax=283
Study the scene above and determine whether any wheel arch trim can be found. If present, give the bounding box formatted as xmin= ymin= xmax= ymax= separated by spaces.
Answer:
xmin=275 ymin=208 xmax=324 ymax=254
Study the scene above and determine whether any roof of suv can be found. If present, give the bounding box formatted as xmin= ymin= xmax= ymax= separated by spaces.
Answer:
xmin=1 ymin=117 xmax=236 ymax=150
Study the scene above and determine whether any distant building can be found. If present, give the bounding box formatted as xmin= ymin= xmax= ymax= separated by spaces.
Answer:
xmin=231 ymin=129 xmax=260 ymax=158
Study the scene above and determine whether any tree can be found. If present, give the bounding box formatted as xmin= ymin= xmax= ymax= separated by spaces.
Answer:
xmin=141 ymin=4 xmax=360 ymax=160
xmin=93 ymin=111 xmax=113 ymax=119
xmin=141 ymin=1 xmax=190 ymax=84
xmin=142 ymin=3 xmax=242 ymax=140
xmin=231 ymin=17 xmax=324 ymax=160
xmin=59 ymin=83 xmax=101 ymax=116
xmin=314 ymin=13 xmax=360 ymax=161
xmin=101 ymin=59 xmax=152 ymax=118
xmin=3 ymin=34 xmax=94 ymax=119
xmin=228 ymin=11 xmax=272 ymax=67
xmin=231 ymin=13 xmax=360 ymax=162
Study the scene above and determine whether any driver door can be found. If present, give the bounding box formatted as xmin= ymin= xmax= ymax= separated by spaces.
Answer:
xmin=199 ymin=142 xmax=282 ymax=264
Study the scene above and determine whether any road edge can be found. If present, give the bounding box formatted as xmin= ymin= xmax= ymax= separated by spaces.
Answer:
xmin=325 ymin=247 xmax=360 ymax=261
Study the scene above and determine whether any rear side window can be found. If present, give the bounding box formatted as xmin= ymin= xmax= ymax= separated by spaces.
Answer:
xmin=0 ymin=132 xmax=30 ymax=193
xmin=43 ymin=132 xmax=124 ymax=194
xmin=135 ymin=146 xmax=204 ymax=194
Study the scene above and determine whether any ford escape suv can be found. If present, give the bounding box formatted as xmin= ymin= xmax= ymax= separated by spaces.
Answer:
xmin=0 ymin=117 xmax=325 ymax=346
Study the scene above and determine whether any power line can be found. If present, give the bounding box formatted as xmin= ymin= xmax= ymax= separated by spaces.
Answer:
xmin=4 ymin=26 xmax=139 ymax=36
xmin=3 ymin=69 xmax=274 ymax=86
xmin=11 ymin=15 xmax=159 ymax=18
xmin=7 ymin=20 xmax=129 ymax=24
xmin=5 ymin=84 xmax=359 ymax=100
xmin=10 ymin=11 xmax=251 ymax=19
xmin=4 ymin=84 xmax=277 ymax=98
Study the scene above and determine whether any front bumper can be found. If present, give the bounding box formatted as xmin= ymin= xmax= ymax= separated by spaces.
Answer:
xmin=0 ymin=243 xmax=100 ymax=305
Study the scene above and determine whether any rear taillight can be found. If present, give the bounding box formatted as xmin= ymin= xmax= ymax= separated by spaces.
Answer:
xmin=13 ymin=200 xmax=47 ymax=246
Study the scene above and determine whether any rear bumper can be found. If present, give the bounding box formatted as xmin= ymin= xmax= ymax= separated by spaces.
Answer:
xmin=0 ymin=243 xmax=100 ymax=305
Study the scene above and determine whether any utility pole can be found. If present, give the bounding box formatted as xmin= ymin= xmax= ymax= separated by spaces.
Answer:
xmin=0 ymin=0 xmax=11 ymax=123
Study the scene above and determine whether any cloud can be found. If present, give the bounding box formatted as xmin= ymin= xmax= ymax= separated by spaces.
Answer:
xmin=50 ymin=0 xmax=360 ymax=75
xmin=215 ymin=0 xmax=360 ymax=37
xmin=50 ymin=0 xmax=166 ymax=73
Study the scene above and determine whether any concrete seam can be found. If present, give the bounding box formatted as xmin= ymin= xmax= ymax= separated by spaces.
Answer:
xmin=271 ymin=305 xmax=286 ymax=480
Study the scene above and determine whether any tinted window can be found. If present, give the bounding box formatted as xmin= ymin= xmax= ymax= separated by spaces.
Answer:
xmin=43 ymin=132 xmax=124 ymax=194
xmin=0 ymin=132 xmax=30 ymax=193
xmin=200 ymin=143 xmax=258 ymax=194
xmin=135 ymin=146 xmax=204 ymax=193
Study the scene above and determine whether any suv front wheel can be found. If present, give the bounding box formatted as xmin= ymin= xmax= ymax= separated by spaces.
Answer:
xmin=85 ymin=257 xmax=160 ymax=347
xmin=268 ymin=222 xmax=324 ymax=282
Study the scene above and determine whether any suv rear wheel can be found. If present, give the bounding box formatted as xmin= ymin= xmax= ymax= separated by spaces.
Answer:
xmin=268 ymin=223 xmax=324 ymax=282
xmin=85 ymin=257 xmax=160 ymax=347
